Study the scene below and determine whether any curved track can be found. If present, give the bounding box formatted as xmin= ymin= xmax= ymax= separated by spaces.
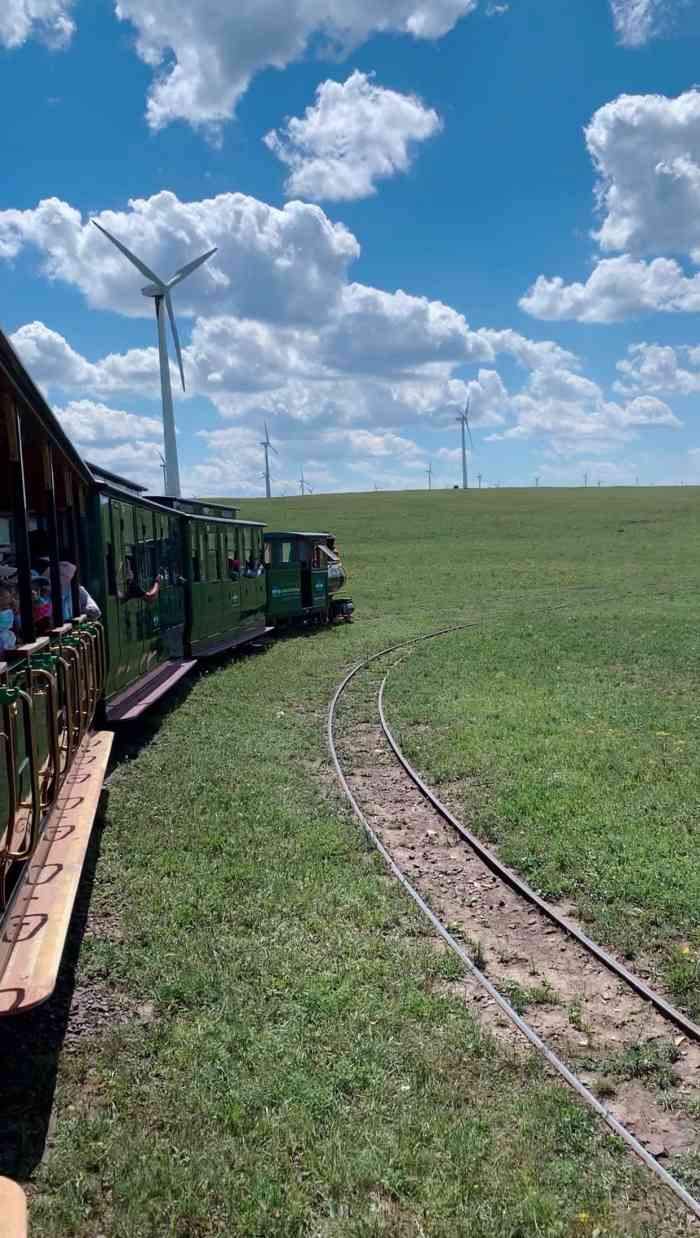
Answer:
xmin=328 ymin=622 xmax=700 ymax=1224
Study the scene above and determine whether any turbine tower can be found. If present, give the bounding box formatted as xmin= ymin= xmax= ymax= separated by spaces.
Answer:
xmin=92 ymin=220 xmax=217 ymax=498
xmin=456 ymin=395 xmax=474 ymax=490
xmin=299 ymin=469 xmax=313 ymax=496
xmin=426 ymin=462 xmax=433 ymax=491
xmin=260 ymin=421 xmax=278 ymax=499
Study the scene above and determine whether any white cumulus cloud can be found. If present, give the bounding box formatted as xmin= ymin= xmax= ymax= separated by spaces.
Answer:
xmin=0 ymin=0 xmax=74 ymax=49
xmin=55 ymin=399 xmax=164 ymax=443
xmin=614 ymin=342 xmax=700 ymax=395
xmin=265 ymin=71 xmax=441 ymax=202
xmin=522 ymin=88 xmax=700 ymax=323
xmin=587 ymin=89 xmax=700 ymax=257
xmin=519 ymin=255 xmax=700 ymax=322
xmin=324 ymin=283 xmax=491 ymax=374
xmin=10 ymin=321 xmax=164 ymax=396
xmin=487 ymin=362 xmax=679 ymax=455
xmin=0 ymin=192 xmax=359 ymax=325
xmin=114 ymin=0 xmax=478 ymax=133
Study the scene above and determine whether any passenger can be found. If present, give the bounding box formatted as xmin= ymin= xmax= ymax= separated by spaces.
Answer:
xmin=59 ymin=560 xmax=76 ymax=620
xmin=229 ymin=556 xmax=241 ymax=578
xmin=31 ymin=573 xmax=52 ymax=634
xmin=79 ymin=584 xmax=101 ymax=620
xmin=0 ymin=587 xmax=17 ymax=652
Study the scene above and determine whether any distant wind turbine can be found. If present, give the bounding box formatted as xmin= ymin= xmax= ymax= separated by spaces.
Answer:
xmin=260 ymin=421 xmax=278 ymax=499
xmin=92 ymin=220 xmax=217 ymax=498
xmin=426 ymin=462 xmax=433 ymax=491
xmin=299 ymin=469 xmax=313 ymax=496
xmin=456 ymin=395 xmax=474 ymax=490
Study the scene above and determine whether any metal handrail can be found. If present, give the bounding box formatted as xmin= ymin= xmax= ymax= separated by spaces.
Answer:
xmin=29 ymin=664 xmax=61 ymax=811
xmin=1 ymin=688 xmax=41 ymax=862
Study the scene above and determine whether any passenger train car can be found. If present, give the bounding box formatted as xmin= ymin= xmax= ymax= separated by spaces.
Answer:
xmin=0 ymin=324 xmax=351 ymax=1020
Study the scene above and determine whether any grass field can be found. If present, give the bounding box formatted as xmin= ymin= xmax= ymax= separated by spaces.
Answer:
xmin=16 ymin=486 xmax=700 ymax=1236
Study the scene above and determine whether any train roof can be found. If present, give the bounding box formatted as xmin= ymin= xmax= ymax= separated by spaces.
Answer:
xmin=149 ymin=496 xmax=241 ymax=519
xmin=264 ymin=530 xmax=333 ymax=540
xmin=88 ymin=462 xmax=148 ymax=493
xmin=0 ymin=325 xmax=94 ymax=486
xmin=94 ymin=480 xmax=266 ymax=527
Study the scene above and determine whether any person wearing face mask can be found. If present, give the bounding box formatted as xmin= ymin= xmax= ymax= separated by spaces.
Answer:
xmin=0 ymin=588 xmax=17 ymax=652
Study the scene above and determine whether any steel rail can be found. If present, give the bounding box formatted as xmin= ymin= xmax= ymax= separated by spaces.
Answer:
xmin=378 ymin=675 xmax=700 ymax=1043
xmin=328 ymin=629 xmax=700 ymax=1224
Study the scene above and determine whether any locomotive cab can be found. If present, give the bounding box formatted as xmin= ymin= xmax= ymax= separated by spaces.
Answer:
xmin=264 ymin=531 xmax=353 ymax=625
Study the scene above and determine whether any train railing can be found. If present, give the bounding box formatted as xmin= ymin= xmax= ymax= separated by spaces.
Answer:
xmin=0 ymin=619 xmax=106 ymax=918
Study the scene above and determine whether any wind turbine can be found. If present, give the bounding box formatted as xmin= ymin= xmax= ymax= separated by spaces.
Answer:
xmin=456 ymin=395 xmax=474 ymax=490
xmin=426 ymin=462 xmax=433 ymax=491
xmin=260 ymin=421 xmax=278 ymax=499
xmin=92 ymin=220 xmax=217 ymax=499
xmin=299 ymin=469 xmax=313 ymax=496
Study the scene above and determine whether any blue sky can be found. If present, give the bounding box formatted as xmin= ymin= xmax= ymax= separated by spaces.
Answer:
xmin=2 ymin=0 xmax=700 ymax=493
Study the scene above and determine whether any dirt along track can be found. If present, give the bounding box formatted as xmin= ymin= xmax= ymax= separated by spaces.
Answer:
xmin=329 ymin=636 xmax=700 ymax=1224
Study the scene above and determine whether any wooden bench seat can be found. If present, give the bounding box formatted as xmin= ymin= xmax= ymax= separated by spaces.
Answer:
xmin=0 ymin=730 xmax=114 ymax=1015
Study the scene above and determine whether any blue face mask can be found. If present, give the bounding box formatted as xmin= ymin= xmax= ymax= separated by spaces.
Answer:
xmin=0 ymin=609 xmax=14 ymax=629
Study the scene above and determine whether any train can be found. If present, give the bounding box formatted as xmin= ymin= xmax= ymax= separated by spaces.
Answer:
xmin=0 ymin=324 xmax=352 ymax=1018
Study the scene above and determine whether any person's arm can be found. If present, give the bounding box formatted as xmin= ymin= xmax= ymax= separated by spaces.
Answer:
xmin=79 ymin=585 xmax=101 ymax=620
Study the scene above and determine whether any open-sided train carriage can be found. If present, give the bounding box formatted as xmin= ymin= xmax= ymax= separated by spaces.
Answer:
xmin=150 ymin=496 xmax=270 ymax=658
xmin=0 ymin=328 xmax=113 ymax=1016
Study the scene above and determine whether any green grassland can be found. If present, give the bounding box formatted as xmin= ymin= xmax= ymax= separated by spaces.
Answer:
xmin=20 ymin=486 xmax=700 ymax=1236
xmin=376 ymin=493 xmax=700 ymax=1015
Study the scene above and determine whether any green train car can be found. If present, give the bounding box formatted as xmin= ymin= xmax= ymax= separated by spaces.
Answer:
xmin=86 ymin=476 xmax=270 ymax=720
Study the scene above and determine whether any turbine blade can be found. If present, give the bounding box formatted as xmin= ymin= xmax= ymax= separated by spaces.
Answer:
xmin=91 ymin=220 xmax=164 ymax=288
xmin=165 ymin=292 xmax=186 ymax=392
xmin=465 ymin=395 xmax=474 ymax=449
xmin=270 ymin=444 xmax=279 ymax=456
xmin=167 ymin=247 xmax=217 ymax=289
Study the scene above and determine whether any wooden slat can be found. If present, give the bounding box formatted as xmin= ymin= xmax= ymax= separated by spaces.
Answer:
xmin=0 ymin=729 xmax=114 ymax=1015
xmin=191 ymin=623 xmax=272 ymax=659
xmin=7 ymin=637 xmax=50 ymax=659
xmin=106 ymin=659 xmax=196 ymax=723
xmin=0 ymin=1178 xmax=27 ymax=1238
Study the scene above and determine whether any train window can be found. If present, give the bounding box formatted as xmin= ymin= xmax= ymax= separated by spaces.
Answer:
xmin=281 ymin=541 xmax=293 ymax=564
xmin=264 ymin=541 xmax=271 ymax=566
xmin=312 ymin=545 xmax=321 ymax=569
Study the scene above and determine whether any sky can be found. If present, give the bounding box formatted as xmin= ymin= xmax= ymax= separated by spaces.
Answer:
xmin=2 ymin=0 xmax=700 ymax=495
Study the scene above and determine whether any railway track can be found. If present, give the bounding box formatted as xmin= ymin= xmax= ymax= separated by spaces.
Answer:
xmin=329 ymin=622 xmax=700 ymax=1225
